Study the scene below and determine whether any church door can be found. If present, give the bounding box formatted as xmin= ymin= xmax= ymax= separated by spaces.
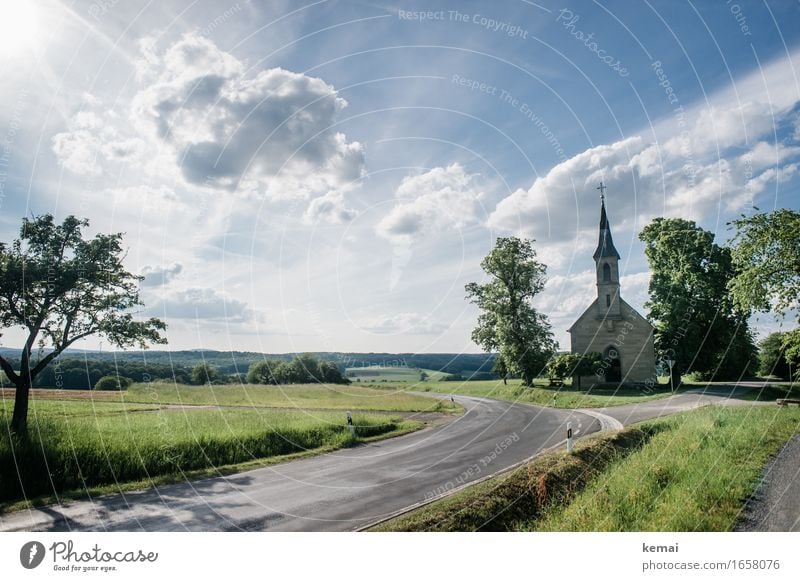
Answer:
xmin=604 ymin=346 xmax=621 ymax=382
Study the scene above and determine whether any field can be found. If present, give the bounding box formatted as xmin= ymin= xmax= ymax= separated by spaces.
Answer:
xmin=0 ymin=383 xmax=454 ymax=509
xmin=375 ymin=378 xmax=682 ymax=408
xmin=0 ymin=381 xmax=459 ymax=413
xmin=346 ymin=366 xmax=449 ymax=382
xmin=375 ymin=377 xmax=799 ymax=409
xmin=374 ymin=405 xmax=800 ymax=531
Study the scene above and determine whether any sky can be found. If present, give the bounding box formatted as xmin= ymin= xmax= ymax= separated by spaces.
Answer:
xmin=0 ymin=0 xmax=798 ymax=354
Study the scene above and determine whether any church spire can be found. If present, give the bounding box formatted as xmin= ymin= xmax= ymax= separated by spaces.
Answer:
xmin=593 ymin=183 xmax=620 ymax=260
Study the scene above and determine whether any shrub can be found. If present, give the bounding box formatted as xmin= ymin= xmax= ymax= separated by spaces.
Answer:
xmin=93 ymin=375 xmax=133 ymax=391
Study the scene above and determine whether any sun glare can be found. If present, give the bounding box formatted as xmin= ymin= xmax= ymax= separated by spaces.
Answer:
xmin=0 ymin=2 xmax=40 ymax=57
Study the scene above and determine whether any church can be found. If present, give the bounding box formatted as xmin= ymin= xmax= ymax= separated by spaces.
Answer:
xmin=567 ymin=185 xmax=656 ymax=385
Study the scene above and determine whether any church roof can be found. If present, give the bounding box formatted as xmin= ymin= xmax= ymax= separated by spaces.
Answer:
xmin=593 ymin=198 xmax=621 ymax=260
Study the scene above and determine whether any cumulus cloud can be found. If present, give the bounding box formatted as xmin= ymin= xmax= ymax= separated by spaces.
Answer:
xmin=376 ymin=163 xmax=485 ymax=243
xmin=149 ymin=287 xmax=264 ymax=324
xmin=304 ymin=190 xmax=357 ymax=224
xmin=132 ymin=33 xmax=365 ymax=198
xmin=140 ymin=263 xmax=183 ymax=287
xmin=51 ymin=130 xmax=103 ymax=175
xmin=488 ymin=68 xmax=800 ymax=243
xmin=52 ymin=107 xmax=145 ymax=175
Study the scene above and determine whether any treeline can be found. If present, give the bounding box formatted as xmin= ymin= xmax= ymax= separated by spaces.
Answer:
xmin=0 ymin=354 xmax=350 ymax=389
xmin=245 ymin=354 xmax=348 ymax=385
xmin=0 ymin=349 xmax=496 ymax=388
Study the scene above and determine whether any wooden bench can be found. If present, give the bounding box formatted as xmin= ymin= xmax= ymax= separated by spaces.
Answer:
xmin=777 ymin=398 xmax=800 ymax=407
xmin=548 ymin=378 xmax=564 ymax=387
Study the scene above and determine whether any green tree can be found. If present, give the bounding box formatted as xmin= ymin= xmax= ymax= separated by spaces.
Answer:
xmin=728 ymin=209 xmax=800 ymax=317
xmin=492 ymin=355 xmax=509 ymax=385
xmin=190 ymin=363 xmax=219 ymax=385
xmin=318 ymin=360 xmax=348 ymax=384
xmin=290 ymin=353 xmax=320 ymax=383
xmin=0 ymin=215 xmax=166 ymax=433
xmin=419 ymin=370 xmax=429 ymax=382
xmin=465 ymin=237 xmax=556 ymax=386
xmin=728 ymin=209 xmax=800 ymax=368
xmin=639 ymin=218 xmax=756 ymax=386
xmin=247 ymin=359 xmax=280 ymax=384
xmin=94 ymin=375 xmax=133 ymax=391
xmin=546 ymin=352 xmax=602 ymax=389
xmin=757 ymin=332 xmax=791 ymax=379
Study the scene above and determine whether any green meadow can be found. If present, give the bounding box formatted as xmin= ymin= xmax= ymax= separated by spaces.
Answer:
xmin=0 ymin=383 xmax=451 ymax=509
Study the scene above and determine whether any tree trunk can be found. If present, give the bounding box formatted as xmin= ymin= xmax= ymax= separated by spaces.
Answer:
xmin=10 ymin=373 xmax=31 ymax=434
xmin=576 ymin=375 xmax=582 ymax=390
xmin=502 ymin=375 xmax=507 ymax=385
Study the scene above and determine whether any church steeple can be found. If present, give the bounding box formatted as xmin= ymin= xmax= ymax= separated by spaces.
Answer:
xmin=593 ymin=183 xmax=621 ymax=319
xmin=593 ymin=185 xmax=620 ymax=260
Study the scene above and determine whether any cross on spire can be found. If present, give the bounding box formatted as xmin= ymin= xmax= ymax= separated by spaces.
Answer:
xmin=597 ymin=181 xmax=607 ymax=201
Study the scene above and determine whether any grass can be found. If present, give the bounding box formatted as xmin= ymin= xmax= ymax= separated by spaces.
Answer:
xmin=384 ymin=378 xmax=687 ymax=408
xmin=372 ymin=427 xmax=659 ymax=531
xmin=374 ymin=405 xmax=800 ymax=532
xmin=530 ymin=406 xmax=800 ymax=531
xmin=346 ymin=366 xmax=449 ymax=382
xmin=0 ymin=385 xmax=437 ymax=509
xmin=117 ymin=382 xmax=458 ymax=412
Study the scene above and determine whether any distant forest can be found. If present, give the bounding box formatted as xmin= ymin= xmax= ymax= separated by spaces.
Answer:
xmin=0 ymin=349 xmax=496 ymax=389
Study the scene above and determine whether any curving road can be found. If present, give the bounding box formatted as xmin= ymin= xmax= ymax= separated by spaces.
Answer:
xmin=0 ymin=395 xmax=600 ymax=532
xmin=0 ymin=385 xmax=774 ymax=532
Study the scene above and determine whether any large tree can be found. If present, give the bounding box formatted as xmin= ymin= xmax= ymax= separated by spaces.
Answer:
xmin=639 ymin=218 xmax=756 ymax=385
xmin=728 ymin=209 xmax=800 ymax=365
xmin=0 ymin=215 xmax=166 ymax=433
xmin=758 ymin=332 xmax=792 ymax=380
xmin=465 ymin=237 xmax=556 ymax=386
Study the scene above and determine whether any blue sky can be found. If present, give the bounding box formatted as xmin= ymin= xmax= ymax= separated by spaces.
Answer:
xmin=0 ymin=0 xmax=798 ymax=353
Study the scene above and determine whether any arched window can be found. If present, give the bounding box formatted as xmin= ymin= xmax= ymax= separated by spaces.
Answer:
xmin=602 ymin=263 xmax=612 ymax=282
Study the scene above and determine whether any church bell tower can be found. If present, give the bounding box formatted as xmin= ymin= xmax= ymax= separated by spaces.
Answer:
xmin=593 ymin=183 xmax=621 ymax=320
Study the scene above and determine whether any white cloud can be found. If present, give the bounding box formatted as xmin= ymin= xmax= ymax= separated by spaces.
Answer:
xmin=51 ymin=130 xmax=103 ymax=175
xmin=140 ymin=263 xmax=183 ymax=287
xmin=376 ymin=163 xmax=485 ymax=243
xmin=488 ymin=52 xmax=800 ymax=241
xmin=102 ymin=137 xmax=146 ymax=161
xmin=304 ymin=190 xmax=357 ymax=224
xmin=148 ymin=287 xmax=264 ymax=324
xmin=131 ymin=33 xmax=365 ymax=198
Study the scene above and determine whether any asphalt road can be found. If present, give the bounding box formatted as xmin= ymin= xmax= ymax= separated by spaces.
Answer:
xmin=0 ymin=385 xmax=784 ymax=532
xmin=736 ymin=434 xmax=800 ymax=532
xmin=0 ymin=395 xmax=600 ymax=532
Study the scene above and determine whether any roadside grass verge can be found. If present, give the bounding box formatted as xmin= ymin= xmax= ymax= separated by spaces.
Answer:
xmin=387 ymin=379 xmax=684 ymax=408
xmin=374 ymin=405 xmax=800 ymax=532
xmin=529 ymin=406 xmax=800 ymax=531
xmin=372 ymin=426 xmax=660 ymax=531
xmin=0 ymin=401 xmax=418 ymax=507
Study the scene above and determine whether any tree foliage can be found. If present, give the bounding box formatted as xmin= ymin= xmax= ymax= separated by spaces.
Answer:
xmin=0 ymin=215 xmax=166 ymax=432
xmin=728 ymin=209 xmax=800 ymax=318
xmin=546 ymin=352 xmax=602 ymax=388
xmin=246 ymin=355 xmax=348 ymax=385
xmin=190 ymin=363 xmax=219 ymax=385
xmin=639 ymin=218 xmax=757 ymax=383
xmin=94 ymin=375 xmax=133 ymax=391
xmin=758 ymin=332 xmax=792 ymax=379
xmin=465 ymin=237 xmax=556 ymax=386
